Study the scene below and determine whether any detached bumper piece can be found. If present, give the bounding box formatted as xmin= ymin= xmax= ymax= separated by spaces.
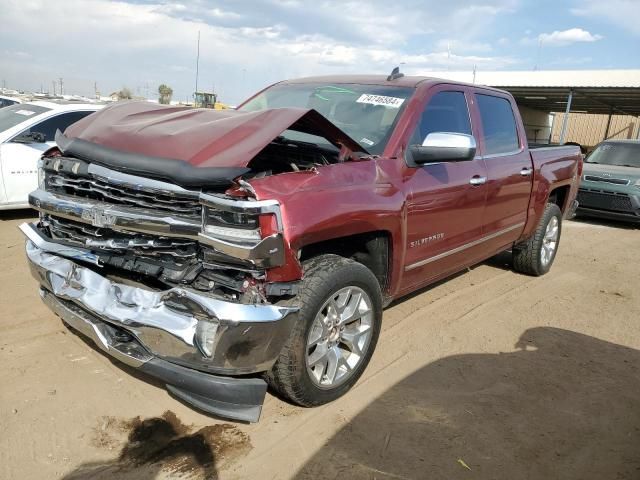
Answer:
xmin=21 ymin=222 xmax=299 ymax=423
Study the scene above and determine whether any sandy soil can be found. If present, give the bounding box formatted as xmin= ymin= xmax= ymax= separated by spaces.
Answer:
xmin=1 ymin=211 xmax=639 ymax=480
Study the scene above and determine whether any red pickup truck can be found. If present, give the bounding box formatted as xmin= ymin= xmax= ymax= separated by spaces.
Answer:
xmin=21 ymin=73 xmax=581 ymax=422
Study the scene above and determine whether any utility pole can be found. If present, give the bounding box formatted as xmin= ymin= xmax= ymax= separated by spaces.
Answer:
xmin=52 ymin=80 xmax=57 ymax=96
xmin=94 ymin=81 xmax=98 ymax=99
xmin=58 ymin=77 xmax=64 ymax=96
xmin=195 ymin=30 xmax=200 ymax=96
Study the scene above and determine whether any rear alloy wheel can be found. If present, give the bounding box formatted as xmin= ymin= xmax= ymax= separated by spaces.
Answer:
xmin=268 ymin=255 xmax=382 ymax=407
xmin=513 ymin=202 xmax=563 ymax=276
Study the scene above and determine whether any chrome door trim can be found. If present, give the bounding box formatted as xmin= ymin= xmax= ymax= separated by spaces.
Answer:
xmin=405 ymin=222 xmax=525 ymax=271
xmin=478 ymin=147 xmax=525 ymax=160
xmin=469 ymin=176 xmax=487 ymax=186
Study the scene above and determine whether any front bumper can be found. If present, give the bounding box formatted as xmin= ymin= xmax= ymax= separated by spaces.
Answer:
xmin=21 ymin=222 xmax=299 ymax=422
xmin=576 ymin=188 xmax=640 ymax=223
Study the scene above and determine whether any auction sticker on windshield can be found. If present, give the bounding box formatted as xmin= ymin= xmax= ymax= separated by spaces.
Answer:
xmin=356 ymin=94 xmax=405 ymax=108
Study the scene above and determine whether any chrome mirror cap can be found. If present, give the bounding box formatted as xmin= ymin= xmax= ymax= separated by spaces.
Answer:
xmin=421 ymin=132 xmax=477 ymax=149
xmin=411 ymin=132 xmax=477 ymax=164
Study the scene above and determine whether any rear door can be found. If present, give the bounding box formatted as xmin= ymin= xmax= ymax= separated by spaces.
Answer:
xmin=1 ymin=111 xmax=93 ymax=205
xmin=472 ymin=91 xmax=532 ymax=245
xmin=401 ymin=87 xmax=488 ymax=291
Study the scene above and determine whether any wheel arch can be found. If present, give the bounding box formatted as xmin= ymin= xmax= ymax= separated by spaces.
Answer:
xmin=299 ymin=230 xmax=392 ymax=293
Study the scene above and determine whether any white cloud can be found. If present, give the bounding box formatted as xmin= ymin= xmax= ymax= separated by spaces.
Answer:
xmin=538 ymin=28 xmax=602 ymax=46
xmin=572 ymin=0 xmax=640 ymax=36
xmin=0 ymin=0 xmax=519 ymax=103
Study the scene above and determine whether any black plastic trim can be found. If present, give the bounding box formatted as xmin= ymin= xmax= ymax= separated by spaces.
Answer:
xmin=55 ymin=130 xmax=249 ymax=188
xmin=140 ymin=359 xmax=267 ymax=423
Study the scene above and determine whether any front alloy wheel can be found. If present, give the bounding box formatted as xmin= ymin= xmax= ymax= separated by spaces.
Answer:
xmin=268 ymin=254 xmax=382 ymax=407
xmin=306 ymin=286 xmax=374 ymax=388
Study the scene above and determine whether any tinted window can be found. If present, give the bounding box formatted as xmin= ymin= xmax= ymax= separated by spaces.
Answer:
xmin=476 ymin=94 xmax=519 ymax=155
xmin=0 ymin=104 xmax=51 ymax=133
xmin=20 ymin=111 xmax=94 ymax=141
xmin=411 ymin=91 xmax=471 ymax=144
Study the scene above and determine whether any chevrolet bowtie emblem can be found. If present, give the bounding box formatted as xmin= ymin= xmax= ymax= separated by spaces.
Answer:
xmin=81 ymin=207 xmax=116 ymax=228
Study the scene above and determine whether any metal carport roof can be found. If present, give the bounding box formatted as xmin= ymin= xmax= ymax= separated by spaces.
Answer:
xmin=418 ymin=70 xmax=640 ymax=140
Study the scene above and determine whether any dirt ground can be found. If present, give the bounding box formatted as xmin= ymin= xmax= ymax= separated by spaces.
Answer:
xmin=1 ymin=210 xmax=639 ymax=480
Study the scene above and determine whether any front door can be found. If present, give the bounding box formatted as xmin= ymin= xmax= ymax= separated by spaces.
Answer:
xmin=401 ymin=88 xmax=488 ymax=293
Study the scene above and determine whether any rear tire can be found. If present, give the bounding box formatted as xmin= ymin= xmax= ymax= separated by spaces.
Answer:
xmin=268 ymin=254 xmax=382 ymax=407
xmin=513 ymin=203 xmax=562 ymax=276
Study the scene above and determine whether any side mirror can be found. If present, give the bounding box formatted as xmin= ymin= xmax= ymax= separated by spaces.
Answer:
xmin=409 ymin=132 xmax=476 ymax=164
xmin=12 ymin=131 xmax=46 ymax=144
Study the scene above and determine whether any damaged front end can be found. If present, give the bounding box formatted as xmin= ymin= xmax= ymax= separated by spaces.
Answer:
xmin=21 ymin=102 xmax=370 ymax=422
xmin=22 ymin=155 xmax=301 ymax=422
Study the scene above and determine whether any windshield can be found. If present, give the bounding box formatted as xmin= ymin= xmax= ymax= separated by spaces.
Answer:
xmin=239 ymin=83 xmax=414 ymax=155
xmin=586 ymin=142 xmax=640 ymax=168
xmin=0 ymin=104 xmax=50 ymax=133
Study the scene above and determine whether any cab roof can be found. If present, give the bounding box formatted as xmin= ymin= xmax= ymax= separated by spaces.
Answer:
xmin=279 ymin=74 xmax=510 ymax=94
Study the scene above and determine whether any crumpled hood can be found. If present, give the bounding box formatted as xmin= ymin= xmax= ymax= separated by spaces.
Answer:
xmin=62 ymin=101 xmax=367 ymax=169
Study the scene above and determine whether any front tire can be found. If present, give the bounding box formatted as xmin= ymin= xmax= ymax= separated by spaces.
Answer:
xmin=268 ymin=254 xmax=382 ymax=407
xmin=513 ymin=203 xmax=562 ymax=276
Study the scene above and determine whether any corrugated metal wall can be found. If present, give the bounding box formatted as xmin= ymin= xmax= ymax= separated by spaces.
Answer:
xmin=550 ymin=113 xmax=640 ymax=149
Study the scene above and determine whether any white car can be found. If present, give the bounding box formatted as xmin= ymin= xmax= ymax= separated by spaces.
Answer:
xmin=0 ymin=101 xmax=103 ymax=209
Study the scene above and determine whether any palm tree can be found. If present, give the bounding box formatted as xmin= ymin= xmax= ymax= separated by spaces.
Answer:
xmin=117 ymin=87 xmax=133 ymax=100
xmin=158 ymin=84 xmax=173 ymax=105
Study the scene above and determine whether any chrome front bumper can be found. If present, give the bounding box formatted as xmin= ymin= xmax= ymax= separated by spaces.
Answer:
xmin=22 ymin=222 xmax=298 ymax=375
xmin=39 ymin=288 xmax=269 ymax=422
xmin=21 ymin=222 xmax=300 ymax=421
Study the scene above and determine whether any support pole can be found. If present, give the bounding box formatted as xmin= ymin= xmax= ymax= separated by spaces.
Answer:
xmin=603 ymin=107 xmax=613 ymax=141
xmin=559 ymin=89 xmax=573 ymax=144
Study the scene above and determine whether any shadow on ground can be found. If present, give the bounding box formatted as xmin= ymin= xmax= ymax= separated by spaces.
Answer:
xmin=298 ymin=327 xmax=640 ymax=480
xmin=0 ymin=208 xmax=36 ymax=222
xmin=60 ymin=410 xmax=251 ymax=480
xmin=571 ymin=215 xmax=639 ymax=230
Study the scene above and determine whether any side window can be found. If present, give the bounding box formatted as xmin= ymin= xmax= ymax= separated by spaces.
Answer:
xmin=475 ymin=94 xmax=519 ymax=155
xmin=22 ymin=111 xmax=93 ymax=142
xmin=410 ymin=91 xmax=471 ymax=145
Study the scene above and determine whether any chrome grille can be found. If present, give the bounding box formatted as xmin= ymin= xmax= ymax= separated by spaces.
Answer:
xmin=47 ymin=216 xmax=197 ymax=260
xmin=48 ymin=172 xmax=202 ymax=216
xmin=584 ymin=175 xmax=630 ymax=186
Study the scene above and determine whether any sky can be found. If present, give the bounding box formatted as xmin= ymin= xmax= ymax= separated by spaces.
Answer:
xmin=1 ymin=0 xmax=639 ymax=104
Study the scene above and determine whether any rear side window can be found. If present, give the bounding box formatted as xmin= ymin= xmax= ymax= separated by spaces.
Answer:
xmin=411 ymin=91 xmax=471 ymax=144
xmin=19 ymin=110 xmax=94 ymax=142
xmin=475 ymin=94 xmax=519 ymax=155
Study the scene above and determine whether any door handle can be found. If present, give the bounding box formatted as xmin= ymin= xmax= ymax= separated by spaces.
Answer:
xmin=469 ymin=175 xmax=487 ymax=186
xmin=520 ymin=167 xmax=533 ymax=176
